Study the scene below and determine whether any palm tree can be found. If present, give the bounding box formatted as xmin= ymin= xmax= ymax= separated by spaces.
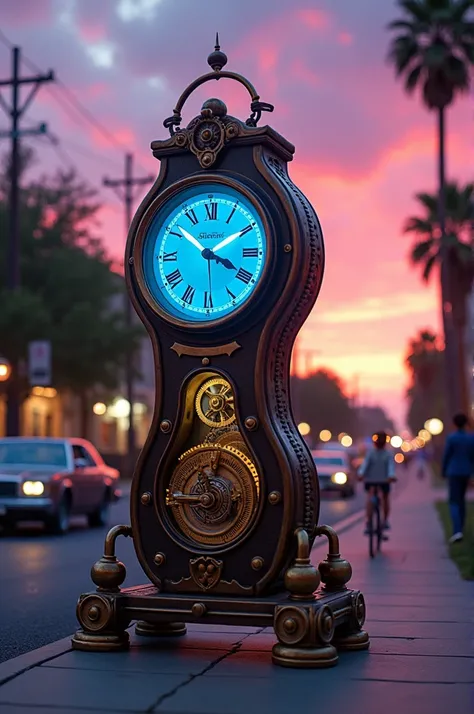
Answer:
xmin=404 ymin=182 xmax=474 ymax=412
xmin=387 ymin=0 xmax=474 ymax=416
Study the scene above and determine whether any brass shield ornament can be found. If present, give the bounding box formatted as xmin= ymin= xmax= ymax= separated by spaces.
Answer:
xmin=189 ymin=557 xmax=223 ymax=590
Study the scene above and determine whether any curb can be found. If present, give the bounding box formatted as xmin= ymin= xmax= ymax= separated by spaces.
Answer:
xmin=0 ymin=636 xmax=72 ymax=687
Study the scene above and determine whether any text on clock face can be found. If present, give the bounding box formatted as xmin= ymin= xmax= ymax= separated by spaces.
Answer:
xmin=144 ymin=186 xmax=267 ymax=322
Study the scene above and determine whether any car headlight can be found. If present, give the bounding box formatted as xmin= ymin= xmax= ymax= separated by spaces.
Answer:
xmin=331 ymin=472 xmax=348 ymax=485
xmin=22 ymin=481 xmax=45 ymax=496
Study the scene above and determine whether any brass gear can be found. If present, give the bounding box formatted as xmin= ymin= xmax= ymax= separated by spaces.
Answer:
xmin=204 ymin=425 xmax=251 ymax=459
xmin=195 ymin=377 xmax=235 ymax=428
xmin=166 ymin=443 xmax=259 ymax=547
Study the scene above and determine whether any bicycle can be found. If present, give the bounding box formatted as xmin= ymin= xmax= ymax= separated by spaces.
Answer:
xmin=367 ymin=484 xmax=384 ymax=559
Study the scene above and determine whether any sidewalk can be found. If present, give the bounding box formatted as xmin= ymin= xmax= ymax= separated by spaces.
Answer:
xmin=0 ymin=474 xmax=472 ymax=714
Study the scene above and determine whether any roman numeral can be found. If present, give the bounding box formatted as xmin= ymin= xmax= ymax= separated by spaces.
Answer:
xmin=166 ymin=269 xmax=183 ymax=289
xmin=226 ymin=203 xmax=238 ymax=224
xmin=205 ymin=202 xmax=218 ymax=221
xmin=168 ymin=230 xmax=181 ymax=237
xmin=239 ymin=225 xmax=253 ymax=236
xmin=163 ymin=251 xmax=177 ymax=261
xmin=204 ymin=291 xmax=213 ymax=308
xmin=226 ymin=286 xmax=236 ymax=300
xmin=182 ymin=285 xmax=196 ymax=304
xmin=185 ymin=209 xmax=198 ymax=226
xmin=235 ymin=267 xmax=253 ymax=284
xmin=242 ymin=248 xmax=258 ymax=257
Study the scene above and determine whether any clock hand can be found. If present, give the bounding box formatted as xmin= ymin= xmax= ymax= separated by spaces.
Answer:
xmin=207 ymin=255 xmax=212 ymax=303
xmin=178 ymin=225 xmax=205 ymax=252
xmin=212 ymin=230 xmax=245 ymax=253
xmin=201 ymin=248 xmax=236 ymax=270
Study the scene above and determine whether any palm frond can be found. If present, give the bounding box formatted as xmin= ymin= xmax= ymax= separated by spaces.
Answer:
xmin=411 ymin=238 xmax=437 ymax=262
xmin=422 ymin=253 xmax=438 ymax=281
xmin=399 ymin=0 xmax=432 ymax=23
xmin=388 ymin=35 xmax=422 ymax=73
xmin=404 ymin=216 xmax=434 ymax=235
xmin=405 ymin=62 xmax=425 ymax=90
xmin=415 ymin=191 xmax=438 ymax=215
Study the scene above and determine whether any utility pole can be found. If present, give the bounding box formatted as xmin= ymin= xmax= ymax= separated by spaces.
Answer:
xmin=103 ymin=154 xmax=153 ymax=473
xmin=0 ymin=46 xmax=54 ymax=436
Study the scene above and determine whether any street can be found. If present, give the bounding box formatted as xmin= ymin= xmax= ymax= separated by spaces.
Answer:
xmin=0 ymin=486 xmax=365 ymax=663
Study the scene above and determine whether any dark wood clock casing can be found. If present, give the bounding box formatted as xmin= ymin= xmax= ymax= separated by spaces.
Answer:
xmin=73 ymin=41 xmax=369 ymax=668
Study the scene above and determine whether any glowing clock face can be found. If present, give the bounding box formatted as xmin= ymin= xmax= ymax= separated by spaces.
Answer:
xmin=142 ymin=183 xmax=267 ymax=322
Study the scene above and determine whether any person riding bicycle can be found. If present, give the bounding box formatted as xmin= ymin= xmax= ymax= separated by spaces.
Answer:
xmin=358 ymin=431 xmax=396 ymax=535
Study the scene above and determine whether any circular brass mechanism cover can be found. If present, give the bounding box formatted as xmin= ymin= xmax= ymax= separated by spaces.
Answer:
xmin=166 ymin=444 xmax=259 ymax=548
xmin=195 ymin=378 xmax=235 ymax=428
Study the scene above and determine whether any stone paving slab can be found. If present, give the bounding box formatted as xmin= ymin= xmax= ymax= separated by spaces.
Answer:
xmin=153 ymin=676 xmax=473 ymax=714
xmin=0 ymin=667 xmax=188 ymax=712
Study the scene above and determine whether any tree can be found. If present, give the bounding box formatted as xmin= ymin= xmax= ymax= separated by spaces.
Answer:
xmin=387 ymin=0 xmax=474 ymax=416
xmin=0 ymin=149 xmax=142 ymax=436
xmin=405 ymin=329 xmax=445 ymax=434
xmin=404 ymin=182 xmax=473 ymax=410
xmin=291 ymin=369 xmax=357 ymax=442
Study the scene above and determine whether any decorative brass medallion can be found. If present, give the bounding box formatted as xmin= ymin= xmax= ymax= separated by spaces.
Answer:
xmin=189 ymin=556 xmax=223 ymax=590
xmin=195 ymin=377 xmax=235 ymax=428
xmin=166 ymin=444 xmax=259 ymax=547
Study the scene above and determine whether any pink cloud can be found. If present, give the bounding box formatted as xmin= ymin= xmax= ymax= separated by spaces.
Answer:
xmin=290 ymin=59 xmax=320 ymax=88
xmin=337 ymin=31 xmax=353 ymax=45
xmin=297 ymin=8 xmax=330 ymax=30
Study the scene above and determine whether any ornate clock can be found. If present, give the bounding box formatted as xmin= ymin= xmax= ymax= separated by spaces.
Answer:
xmin=73 ymin=38 xmax=369 ymax=668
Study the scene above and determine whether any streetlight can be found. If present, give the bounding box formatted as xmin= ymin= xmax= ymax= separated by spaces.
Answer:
xmin=319 ymin=429 xmax=331 ymax=442
xmin=341 ymin=434 xmax=352 ymax=447
xmin=0 ymin=358 xmax=12 ymax=383
xmin=424 ymin=418 xmax=444 ymax=436
xmin=298 ymin=422 xmax=311 ymax=436
xmin=390 ymin=435 xmax=403 ymax=448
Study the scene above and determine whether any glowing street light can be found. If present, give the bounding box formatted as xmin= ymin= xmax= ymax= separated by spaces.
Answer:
xmin=424 ymin=418 xmax=444 ymax=436
xmin=418 ymin=429 xmax=432 ymax=442
xmin=341 ymin=434 xmax=353 ymax=447
xmin=394 ymin=453 xmax=405 ymax=464
xmin=0 ymin=358 xmax=11 ymax=383
xmin=93 ymin=402 xmax=107 ymax=416
xmin=319 ymin=429 xmax=332 ymax=442
xmin=298 ymin=422 xmax=311 ymax=436
xmin=390 ymin=435 xmax=403 ymax=449
xmin=401 ymin=441 xmax=412 ymax=452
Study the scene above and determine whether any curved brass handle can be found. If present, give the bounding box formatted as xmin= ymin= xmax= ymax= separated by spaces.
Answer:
xmin=163 ymin=35 xmax=274 ymax=136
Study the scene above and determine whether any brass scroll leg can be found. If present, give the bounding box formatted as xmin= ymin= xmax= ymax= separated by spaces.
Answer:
xmin=316 ymin=525 xmax=370 ymax=651
xmin=72 ymin=525 xmax=132 ymax=652
xmin=272 ymin=529 xmax=338 ymax=668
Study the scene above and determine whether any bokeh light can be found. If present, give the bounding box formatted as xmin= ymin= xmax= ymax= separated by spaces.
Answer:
xmin=424 ymin=418 xmax=444 ymax=436
xmin=298 ymin=422 xmax=311 ymax=436
xmin=394 ymin=453 xmax=405 ymax=464
xmin=401 ymin=441 xmax=412 ymax=452
xmin=390 ymin=435 xmax=403 ymax=448
xmin=93 ymin=402 xmax=107 ymax=416
xmin=418 ymin=429 xmax=431 ymax=441
xmin=341 ymin=434 xmax=353 ymax=447
xmin=319 ymin=429 xmax=332 ymax=442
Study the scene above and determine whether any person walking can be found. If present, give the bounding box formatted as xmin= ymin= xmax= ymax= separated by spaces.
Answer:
xmin=442 ymin=413 xmax=474 ymax=544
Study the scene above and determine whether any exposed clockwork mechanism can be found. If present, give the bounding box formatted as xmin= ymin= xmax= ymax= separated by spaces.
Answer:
xmin=166 ymin=444 xmax=259 ymax=548
xmin=195 ymin=377 xmax=235 ymax=428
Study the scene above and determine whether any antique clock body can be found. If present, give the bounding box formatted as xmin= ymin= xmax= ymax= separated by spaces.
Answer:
xmin=73 ymin=41 xmax=369 ymax=668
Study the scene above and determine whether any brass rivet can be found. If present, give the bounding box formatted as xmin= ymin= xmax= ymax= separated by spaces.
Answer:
xmin=141 ymin=491 xmax=152 ymax=506
xmin=283 ymin=617 xmax=297 ymax=634
xmin=244 ymin=416 xmax=258 ymax=431
xmin=128 ymin=257 xmax=134 ymax=264
xmin=88 ymin=605 xmax=100 ymax=622
xmin=268 ymin=491 xmax=281 ymax=505
xmin=284 ymin=244 xmax=292 ymax=253
xmin=251 ymin=556 xmax=264 ymax=571
xmin=202 ymin=357 xmax=210 ymax=366
xmin=160 ymin=419 xmax=172 ymax=433
xmin=154 ymin=552 xmax=166 ymax=566
xmin=191 ymin=602 xmax=207 ymax=617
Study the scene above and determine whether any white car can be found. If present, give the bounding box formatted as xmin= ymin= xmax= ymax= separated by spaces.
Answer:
xmin=312 ymin=449 xmax=355 ymax=498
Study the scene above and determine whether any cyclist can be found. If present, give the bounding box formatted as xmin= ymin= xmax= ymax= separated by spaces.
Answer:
xmin=358 ymin=431 xmax=396 ymax=535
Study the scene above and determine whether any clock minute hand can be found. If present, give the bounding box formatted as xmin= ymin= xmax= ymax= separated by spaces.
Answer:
xmin=178 ymin=225 xmax=205 ymax=252
xmin=212 ymin=230 xmax=243 ymax=253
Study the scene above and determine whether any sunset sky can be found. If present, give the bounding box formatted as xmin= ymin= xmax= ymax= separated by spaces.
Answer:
xmin=0 ymin=0 xmax=472 ymax=429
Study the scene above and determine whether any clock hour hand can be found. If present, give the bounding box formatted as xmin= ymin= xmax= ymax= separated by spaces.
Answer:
xmin=201 ymin=248 xmax=236 ymax=270
xmin=178 ymin=225 xmax=205 ymax=252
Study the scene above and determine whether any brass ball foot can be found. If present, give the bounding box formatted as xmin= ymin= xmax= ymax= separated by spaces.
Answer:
xmin=333 ymin=629 xmax=370 ymax=651
xmin=71 ymin=629 xmax=129 ymax=652
xmin=272 ymin=643 xmax=338 ymax=668
xmin=135 ymin=621 xmax=187 ymax=637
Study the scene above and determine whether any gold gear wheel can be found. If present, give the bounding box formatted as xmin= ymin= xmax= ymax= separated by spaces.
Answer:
xmin=195 ymin=377 xmax=235 ymax=428
xmin=166 ymin=443 xmax=259 ymax=548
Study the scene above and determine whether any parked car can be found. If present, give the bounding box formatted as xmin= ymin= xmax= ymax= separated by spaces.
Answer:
xmin=0 ymin=437 xmax=121 ymax=534
xmin=313 ymin=449 xmax=355 ymax=498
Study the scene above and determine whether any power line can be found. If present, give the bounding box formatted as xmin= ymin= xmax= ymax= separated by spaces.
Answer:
xmin=0 ymin=28 xmax=152 ymax=174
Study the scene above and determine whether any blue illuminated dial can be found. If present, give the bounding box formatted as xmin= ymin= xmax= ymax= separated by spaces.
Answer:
xmin=142 ymin=183 xmax=267 ymax=322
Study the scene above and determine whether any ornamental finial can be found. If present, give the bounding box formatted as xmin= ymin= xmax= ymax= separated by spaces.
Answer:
xmin=207 ymin=33 xmax=228 ymax=72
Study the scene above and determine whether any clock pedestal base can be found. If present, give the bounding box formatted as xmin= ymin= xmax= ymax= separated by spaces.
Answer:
xmin=72 ymin=524 xmax=369 ymax=669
